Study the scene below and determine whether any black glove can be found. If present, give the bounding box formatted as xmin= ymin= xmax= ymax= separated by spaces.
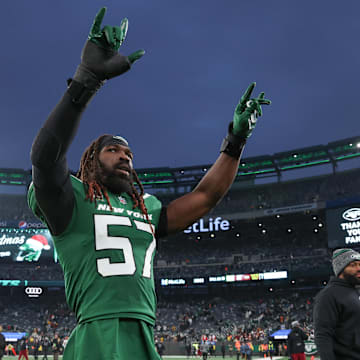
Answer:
xmin=72 ymin=7 xmax=145 ymax=90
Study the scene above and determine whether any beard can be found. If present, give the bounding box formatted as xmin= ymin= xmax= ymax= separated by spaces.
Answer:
xmin=342 ymin=271 xmax=360 ymax=286
xmin=98 ymin=161 xmax=133 ymax=195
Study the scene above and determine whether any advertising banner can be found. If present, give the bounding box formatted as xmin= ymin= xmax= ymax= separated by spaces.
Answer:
xmin=326 ymin=205 xmax=360 ymax=247
xmin=0 ymin=228 xmax=56 ymax=263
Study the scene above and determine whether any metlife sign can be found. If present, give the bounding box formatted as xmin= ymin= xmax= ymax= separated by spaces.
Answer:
xmin=326 ymin=205 xmax=360 ymax=247
xmin=184 ymin=217 xmax=230 ymax=234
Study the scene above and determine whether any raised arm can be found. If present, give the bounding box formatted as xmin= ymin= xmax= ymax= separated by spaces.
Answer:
xmin=30 ymin=8 xmax=144 ymax=235
xmin=166 ymin=83 xmax=271 ymax=233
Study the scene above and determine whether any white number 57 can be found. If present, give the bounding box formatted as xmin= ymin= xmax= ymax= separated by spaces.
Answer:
xmin=94 ymin=214 xmax=156 ymax=278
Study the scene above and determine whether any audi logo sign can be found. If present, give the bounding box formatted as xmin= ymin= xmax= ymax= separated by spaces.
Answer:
xmin=25 ymin=287 xmax=43 ymax=298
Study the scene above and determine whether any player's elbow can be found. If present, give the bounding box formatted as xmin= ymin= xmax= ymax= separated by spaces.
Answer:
xmin=31 ymin=128 xmax=62 ymax=168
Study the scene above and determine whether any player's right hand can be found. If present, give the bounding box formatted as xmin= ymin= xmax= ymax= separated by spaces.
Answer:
xmin=73 ymin=7 xmax=145 ymax=87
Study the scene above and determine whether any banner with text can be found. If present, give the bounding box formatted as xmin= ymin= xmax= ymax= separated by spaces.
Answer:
xmin=326 ymin=205 xmax=360 ymax=247
xmin=0 ymin=228 xmax=57 ymax=263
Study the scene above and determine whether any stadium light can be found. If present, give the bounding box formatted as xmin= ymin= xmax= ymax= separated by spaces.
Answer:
xmin=257 ymin=223 xmax=263 ymax=227
xmin=262 ymin=229 xmax=267 ymax=234
xmin=312 ymin=215 xmax=318 ymax=220
xmin=357 ymin=143 xmax=360 ymax=148
xmin=318 ymin=222 xmax=323 ymax=227
xmin=287 ymin=228 xmax=292 ymax=233
xmin=313 ymin=228 xmax=319 ymax=233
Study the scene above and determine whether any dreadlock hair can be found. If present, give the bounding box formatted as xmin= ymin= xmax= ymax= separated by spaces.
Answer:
xmin=76 ymin=135 xmax=154 ymax=232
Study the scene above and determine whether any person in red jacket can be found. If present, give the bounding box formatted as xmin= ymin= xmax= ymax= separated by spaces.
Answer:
xmin=287 ymin=321 xmax=308 ymax=360
xmin=18 ymin=337 xmax=29 ymax=360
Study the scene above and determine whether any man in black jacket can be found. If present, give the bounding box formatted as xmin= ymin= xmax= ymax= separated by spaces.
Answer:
xmin=42 ymin=336 xmax=50 ymax=360
xmin=314 ymin=248 xmax=360 ymax=360
xmin=52 ymin=334 xmax=61 ymax=360
xmin=287 ymin=321 xmax=308 ymax=360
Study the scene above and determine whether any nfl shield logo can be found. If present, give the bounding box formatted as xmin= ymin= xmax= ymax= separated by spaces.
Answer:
xmin=118 ymin=196 xmax=127 ymax=205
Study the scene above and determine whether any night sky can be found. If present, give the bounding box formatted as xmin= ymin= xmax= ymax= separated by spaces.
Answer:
xmin=1 ymin=0 xmax=360 ymax=172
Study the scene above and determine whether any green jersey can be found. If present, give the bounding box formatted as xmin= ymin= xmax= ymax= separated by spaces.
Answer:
xmin=28 ymin=175 xmax=163 ymax=325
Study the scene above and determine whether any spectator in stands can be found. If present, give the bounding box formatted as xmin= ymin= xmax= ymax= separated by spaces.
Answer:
xmin=155 ymin=340 xmax=165 ymax=359
xmin=185 ymin=342 xmax=192 ymax=358
xmin=234 ymin=338 xmax=241 ymax=360
xmin=62 ymin=336 xmax=69 ymax=351
xmin=287 ymin=321 xmax=307 ymax=360
xmin=228 ymin=341 xmax=234 ymax=357
xmin=41 ymin=336 xmax=50 ymax=360
xmin=0 ymin=326 xmax=5 ymax=360
xmin=18 ymin=336 xmax=29 ymax=360
xmin=33 ymin=337 xmax=40 ymax=360
xmin=52 ymin=334 xmax=61 ymax=360
xmin=243 ymin=341 xmax=252 ymax=360
xmin=220 ymin=342 xmax=226 ymax=358
xmin=267 ymin=339 xmax=275 ymax=359
xmin=240 ymin=341 xmax=247 ymax=358
xmin=314 ymin=248 xmax=360 ymax=360
xmin=201 ymin=341 xmax=210 ymax=360
xmin=6 ymin=343 xmax=16 ymax=357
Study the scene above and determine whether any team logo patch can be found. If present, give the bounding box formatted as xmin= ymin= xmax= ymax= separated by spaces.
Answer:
xmin=343 ymin=208 xmax=360 ymax=221
xmin=118 ymin=196 xmax=127 ymax=205
xmin=304 ymin=340 xmax=317 ymax=355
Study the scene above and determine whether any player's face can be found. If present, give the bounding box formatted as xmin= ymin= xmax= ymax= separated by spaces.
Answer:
xmin=340 ymin=260 xmax=360 ymax=285
xmin=98 ymin=144 xmax=134 ymax=194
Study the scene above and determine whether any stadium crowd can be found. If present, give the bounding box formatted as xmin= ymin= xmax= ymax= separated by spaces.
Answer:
xmin=1 ymin=289 xmax=315 ymax=357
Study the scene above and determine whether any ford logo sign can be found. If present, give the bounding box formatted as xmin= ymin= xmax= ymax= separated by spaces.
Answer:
xmin=25 ymin=287 xmax=43 ymax=297
xmin=342 ymin=208 xmax=360 ymax=221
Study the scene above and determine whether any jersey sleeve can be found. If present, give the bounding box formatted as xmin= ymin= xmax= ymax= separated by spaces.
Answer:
xmin=27 ymin=176 xmax=79 ymax=235
xmin=143 ymin=193 xmax=167 ymax=236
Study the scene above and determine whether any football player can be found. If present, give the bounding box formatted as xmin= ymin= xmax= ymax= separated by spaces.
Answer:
xmin=28 ymin=7 xmax=270 ymax=360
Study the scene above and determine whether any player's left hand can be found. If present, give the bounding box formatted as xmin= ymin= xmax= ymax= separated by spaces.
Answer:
xmin=232 ymin=82 xmax=271 ymax=139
